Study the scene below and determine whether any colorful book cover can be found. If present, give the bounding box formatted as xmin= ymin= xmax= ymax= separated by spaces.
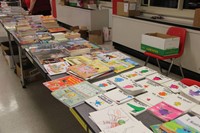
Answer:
xmin=120 ymin=69 xmax=145 ymax=81
xmin=97 ymin=51 xmax=130 ymax=62
xmin=43 ymin=62 xmax=69 ymax=75
xmin=88 ymin=59 xmax=111 ymax=74
xmin=43 ymin=75 xmax=83 ymax=91
xmin=85 ymin=94 xmax=116 ymax=110
xmin=132 ymin=66 xmax=157 ymax=77
xmin=93 ymin=79 xmax=116 ymax=91
xmin=121 ymin=58 xmax=139 ymax=66
xmin=89 ymin=105 xmax=138 ymax=131
xmin=106 ymin=60 xmax=134 ymax=73
xmin=146 ymin=73 xmax=173 ymax=84
xmin=103 ymin=88 xmax=134 ymax=104
xmin=64 ymin=56 xmax=92 ymax=65
xmin=148 ymin=102 xmax=184 ymax=122
xmin=136 ymin=79 xmax=162 ymax=92
xmin=162 ymin=80 xmax=188 ymax=93
xmin=108 ymin=75 xmax=128 ymax=84
xmin=68 ymin=64 xmax=98 ymax=80
xmin=150 ymin=124 xmax=162 ymax=133
xmin=120 ymin=99 xmax=149 ymax=116
xmin=164 ymin=94 xmax=196 ymax=112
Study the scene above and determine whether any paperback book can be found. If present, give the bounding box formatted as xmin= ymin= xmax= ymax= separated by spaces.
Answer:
xmin=106 ymin=60 xmax=134 ymax=73
xmin=162 ymin=80 xmax=188 ymax=93
xmin=93 ymin=79 xmax=116 ymax=91
xmin=146 ymin=73 xmax=173 ymax=84
xmin=43 ymin=62 xmax=69 ymax=75
xmin=120 ymin=69 xmax=145 ymax=81
xmin=136 ymin=79 xmax=162 ymax=92
xmin=131 ymin=66 xmax=157 ymax=77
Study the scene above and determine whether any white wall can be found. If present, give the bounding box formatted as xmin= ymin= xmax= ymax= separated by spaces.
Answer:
xmin=112 ymin=15 xmax=200 ymax=74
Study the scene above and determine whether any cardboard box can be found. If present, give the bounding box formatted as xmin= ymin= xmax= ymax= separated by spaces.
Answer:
xmin=117 ymin=2 xmax=140 ymax=17
xmin=2 ymin=49 xmax=19 ymax=68
xmin=141 ymin=33 xmax=180 ymax=56
xmin=193 ymin=8 xmax=200 ymax=27
xmin=89 ymin=30 xmax=103 ymax=45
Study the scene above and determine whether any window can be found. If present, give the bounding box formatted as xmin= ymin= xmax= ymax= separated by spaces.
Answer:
xmin=150 ymin=0 xmax=178 ymax=8
xmin=183 ymin=0 xmax=200 ymax=9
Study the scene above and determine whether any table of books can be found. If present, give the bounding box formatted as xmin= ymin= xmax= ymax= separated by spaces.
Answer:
xmin=1 ymin=5 xmax=200 ymax=133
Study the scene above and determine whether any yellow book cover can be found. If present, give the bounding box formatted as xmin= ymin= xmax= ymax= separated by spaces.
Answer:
xmin=107 ymin=60 xmax=135 ymax=73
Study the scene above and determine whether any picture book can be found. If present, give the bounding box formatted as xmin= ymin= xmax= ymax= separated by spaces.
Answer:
xmin=160 ymin=114 xmax=200 ymax=133
xmin=150 ymin=124 xmax=162 ymax=133
xmin=85 ymin=94 xmax=116 ymax=110
xmin=164 ymin=94 xmax=196 ymax=112
xmin=180 ymin=85 xmax=200 ymax=104
xmin=132 ymin=66 xmax=157 ymax=77
xmin=121 ymin=58 xmax=139 ymax=66
xmin=89 ymin=105 xmax=139 ymax=131
xmin=101 ymin=121 xmax=153 ymax=133
xmin=148 ymin=102 xmax=184 ymax=122
xmin=67 ymin=64 xmax=98 ymax=80
xmin=51 ymin=86 xmax=86 ymax=108
xmin=106 ymin=60 xmax=134 ymax=73
xmin=64 ymin=56 xmax=92 ymax=65
xmin=103 ymin=88 xmax=134 ymax=104
xmin=190 ymin=104 xmax=200 ymax=116
xmin=48 ymin=27 xmax=67 ymax=33
xmin=43 ymin=62 xmax=69 ymax=75
xmin=162 ymin=80 xmax=188 ymax=93
xmin=119 ymin=99 xmax=149 ymax=116
xmin=146 ymin=73 xmax=173 ymax=84
xmin=97 ymin=51 xmax=130 ymax=62
xmin=37 ymin=32 xmax=52 ymax=40
xmin=108 ymin=75 xmax=128 ymax=84
xmin=120 ymin=69 xmax=145 ymax=81
xmin=136 ymin=79 xmax=162 ymax=92
xmin=93 ymin=79 xmax=116 ymax=91
xmin=43 ymin=75 xmax=83 ymax=91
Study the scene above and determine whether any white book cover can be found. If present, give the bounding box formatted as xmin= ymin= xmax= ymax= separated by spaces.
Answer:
xmin=102 ymin=121 xmax=153 ymax=133
xmin=146 ymin=73 xmax=173 ymax=84
xmin=97 ymin=51 xmax=130 ymax=62
xmin=93 ymin=79 xmax=116 ymax=91
xmin=115 ymin=80 xmax=146 ymax=96
xmin=120 ymin=70 xmax=145 ymax=81
xmin=85 ymin=94 xmax=116 ymax=110
xmin=162 ymin=80 xmax=188 ymax=93
xmin=190 ymin=104 xmax=200 ymax=116
xmin=89 ymin=105 xmax=139 ymax=131
xmin=103 ymin=88 xmax=134 ymax=104
xmin=180 ymin=85 xmax=200 ymax=103
xmin=108 ymin=75 xmax=128 ymax=84
xmin=164 ymin=94 xmax=196 ymax=112
xmin=136 ymin=79 xmax=162 ymax=92
xmin=132 ymin=66 xmax=157 ymax=77
xmin=119 ymin=99 xmax=149 ymax=116
xmin=43 ymin=62 xmax=69 ymax=75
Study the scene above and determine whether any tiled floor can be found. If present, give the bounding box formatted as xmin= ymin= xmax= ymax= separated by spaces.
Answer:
xmin=0 ymin=42 xmax=182 ymax=133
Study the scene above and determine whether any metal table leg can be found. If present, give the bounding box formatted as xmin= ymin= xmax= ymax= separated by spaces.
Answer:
xmin=7 ymin=32 xmax=16 ymax=69
xmin=18 ymin=45 xmax=26 ymax=88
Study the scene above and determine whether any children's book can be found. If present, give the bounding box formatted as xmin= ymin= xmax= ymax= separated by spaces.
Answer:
xmin=121 ymin=58 xmax=139 ymax=66
xmin=43 ymin=62 xmax=69 ymax=75
xmin=146 ymin=73 xmax=173 ymax=84
xmin=64 ymin=56 xmax=92 ymax=65
xmin=93 ymin=79 xmax=116 ymax=91
xmin=150 ymin=124 xmax=162 ymax=133
xmin=97 ymin=51 xmax=130 ymax=62
xmin=106 ymin=60 xmax=134 ymax=73
xmin=120 ymin=99 xmax=149 ymax=116
xmin=131 ymin=66 xmax=157 ymax=77
xmin=162 ymin=80 xmax=188 ymax=94
xmin=136 ymin=79 xmax=162 ymax=92
xmin=180 ymin=85 xmax=200 ymax=104
xmin=120 ymin=69 xmax=145 ymax=81
xmin=108 ymin=75 xmax=128 ymax=84
xmin=190 ymin=104 xmax=200 ymax=116
xmin=103 ymin=88 xmax=134 ymax=104
xmin=89 ymin=105 xmax=139 ymax=131
xmin=43 ymin=75 xmax=83 ymax=91
xmin=148 ymin=102 xmax=184 ymax=122
xmin=85 ymin=94 xmax=116 ymax=110
xmin=164 ymin=94 xmax=196 ymax=112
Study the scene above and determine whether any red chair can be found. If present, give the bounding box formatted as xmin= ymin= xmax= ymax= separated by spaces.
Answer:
xmin=180 ymin=78 xmax=200 ymax=87
xmin=144 ymin=27 xmax=187 ymax=77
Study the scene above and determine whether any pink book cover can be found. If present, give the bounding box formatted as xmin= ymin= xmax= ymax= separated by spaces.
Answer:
xmin=148 ymin=102 xmax=183 ymax=122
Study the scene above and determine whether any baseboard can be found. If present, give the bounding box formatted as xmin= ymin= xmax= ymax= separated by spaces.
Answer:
xmin=113 ymin=42 xmax=200 ymax=81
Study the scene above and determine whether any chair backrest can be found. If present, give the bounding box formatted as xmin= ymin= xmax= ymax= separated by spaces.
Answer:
xmin=167 ymin=27 xmax=187 ymax=57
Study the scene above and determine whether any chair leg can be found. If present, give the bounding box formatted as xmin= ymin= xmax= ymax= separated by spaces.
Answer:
xmin=144 ymin=56 xmax=149 ymax=66
xmin=179 ymin=58 xmax=184 ymax=78
xmin=156 ymin=59 xmax=162 ymax=73
xmin=167 ymin=59 xmax=174 ymax=76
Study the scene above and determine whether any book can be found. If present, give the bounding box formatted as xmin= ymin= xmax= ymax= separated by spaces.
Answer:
xmin=103 ymin=88 xmax=134 ymax=104
xmin=164 ymin=94 xmax=196 ymax=112
xmin=146 ymin=73 xmax=173 ymax=84
xmin=162 ymin=80 xmax=188 ymax=93
xmin=48 ymin=27 xmax=67 ymax=33
xmin=136 ymin=79 xmax=162 ymax=92
xmin=64 ymin=56 xmax=92 ymax=65
xmin=37 ymin=32 xmax=53 ymax=40
xmin=190 ymin=104 xmax=200 ymax=116
xmin=131 ymin=66 xmax=157 ymax=77
xmin=89 ymin=105 xmax=139 ymax=131
xmin=85 ymin=94 xmax=116 ymax=110
xmin=121 ymin=58 xmax=139 ymax=66
xmin=87 ymin=59 xmax=111 ymax=74
xmin=148 ymin=102 xmax=184 ymax=121
xmin=43 ymin=62 xmax=69 ymax=75
xmin=106 ymin=60 xmax=134 ymax=73
xmin=108 ymin=75 xmax=128 ymax=84
xmin=120 ymin=69 xmax=145 ymax=81
xmin=93 ymin=79 xmax=116 ymax=91
xmin=150 ymin=124 xmax=162 ymax=133
xmin=43 ymin=75 xmax=83 ymax=91
xmin=180 ymin=85 xmax=200 ymax=104
xmin=120 ymin=99 xmax=149 ymax=116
